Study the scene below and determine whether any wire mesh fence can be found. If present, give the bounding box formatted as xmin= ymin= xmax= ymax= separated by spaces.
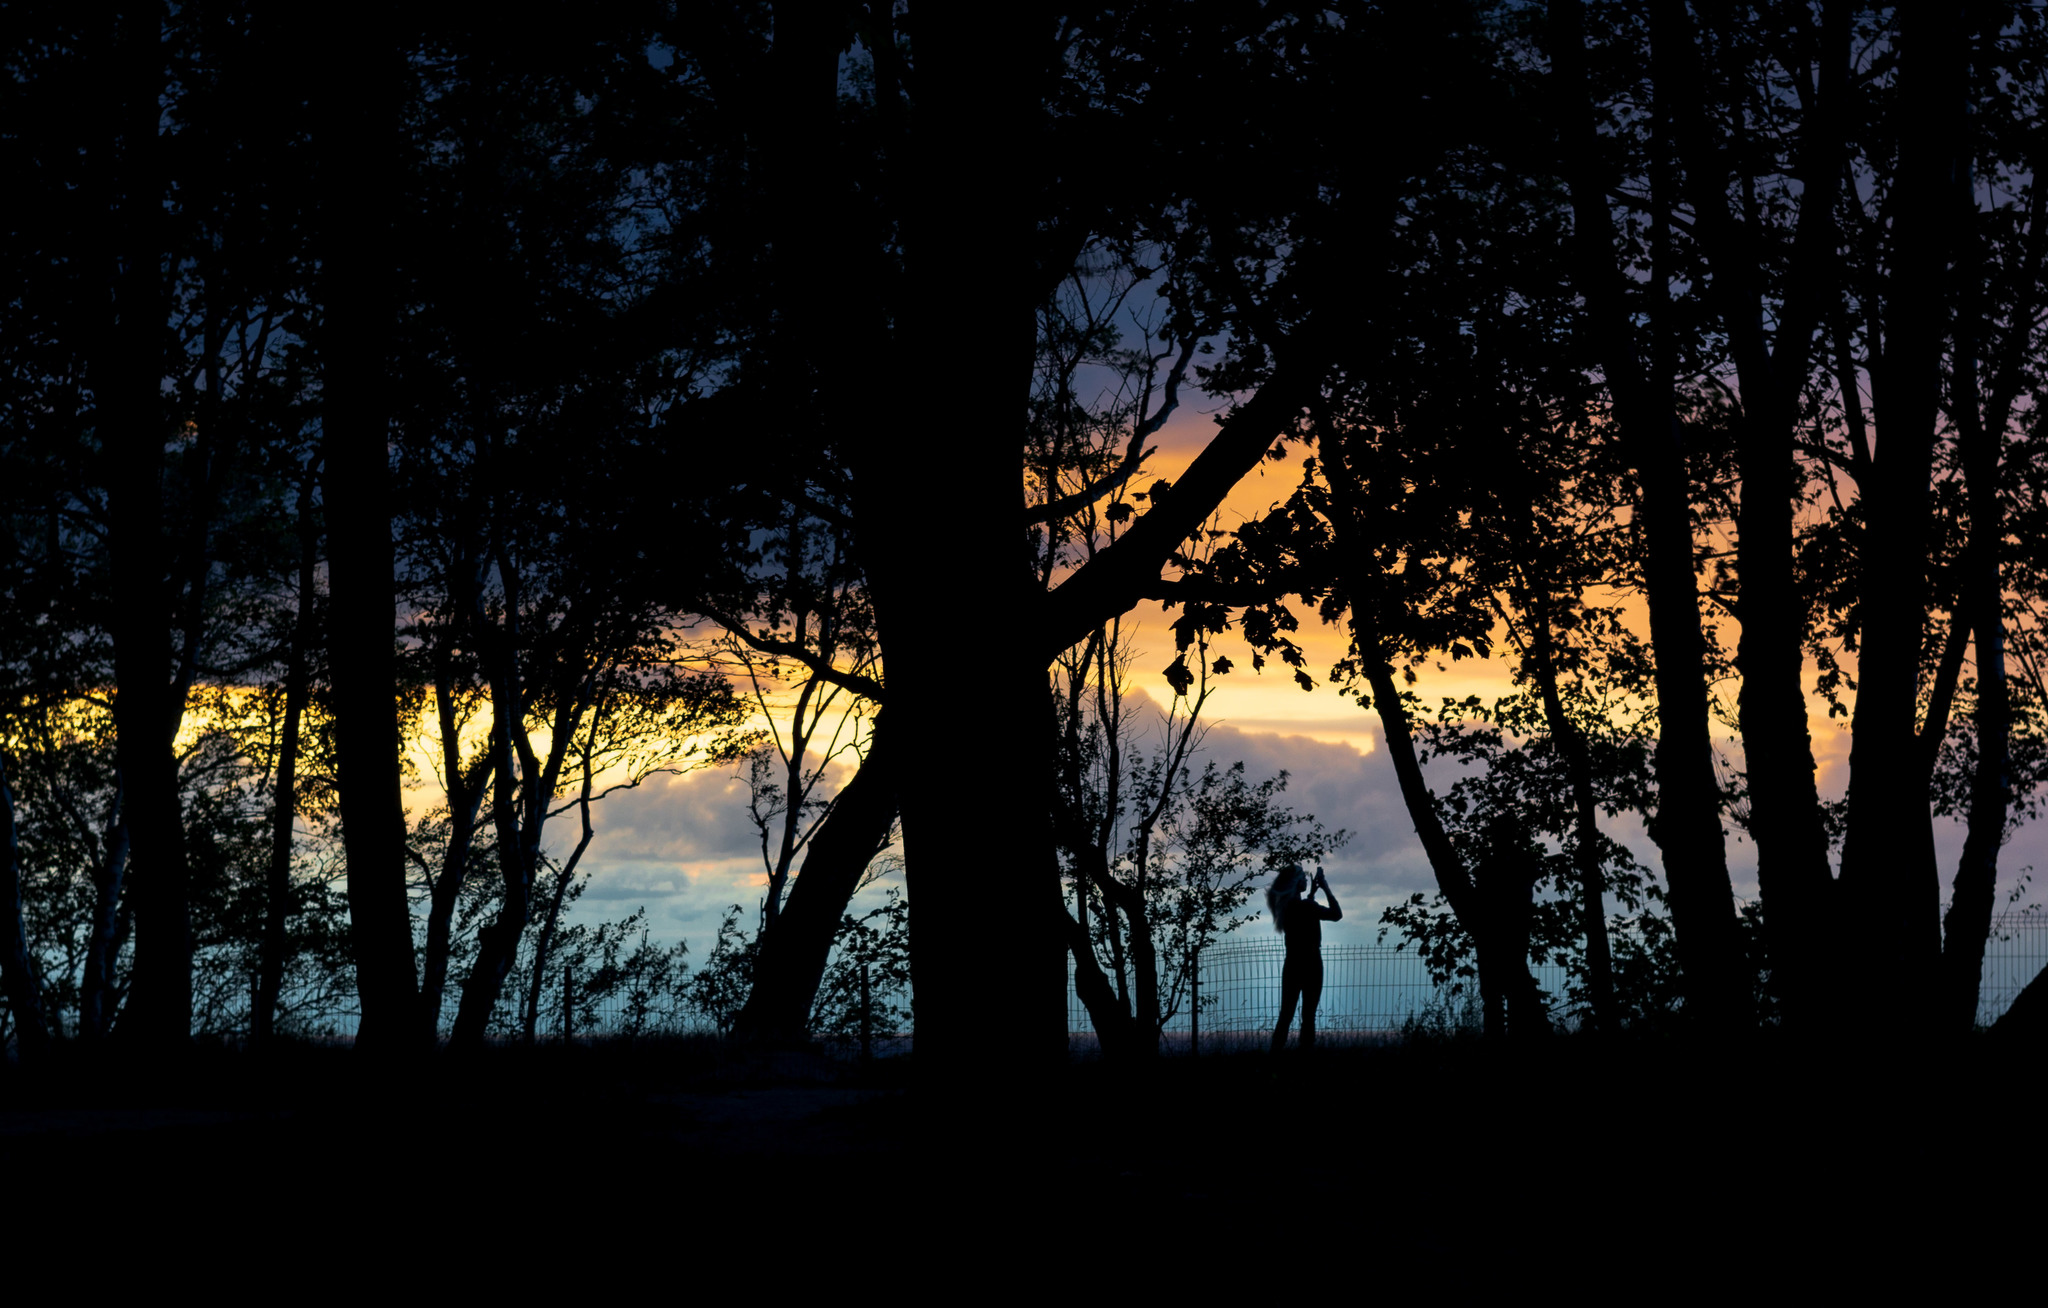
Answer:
xmin=6 ymin=911 xmax=2046 ymax=1054
xmin=1976 ymin=912 xmax=2046 ymax=1024
xmin=1061 ymin=910 xmax=2048 ymax=1051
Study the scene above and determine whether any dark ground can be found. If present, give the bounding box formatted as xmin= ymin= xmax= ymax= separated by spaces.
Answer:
xmin=2 ymin=1033 xmax=2033 ymax=1283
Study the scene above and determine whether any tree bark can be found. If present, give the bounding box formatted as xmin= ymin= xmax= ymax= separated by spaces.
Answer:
xmin=1549 ymin=0 xmax=1749 ymax=1029
xmin=0 ymin=754 xmax=50 ymax=1058
xmin=1938 ymin=147 xmax=2016 ymax=1036
xmin=450 ymin=677 xmax=527 ymax=1048
xmin=254 ymin=470 xmax=318 ymax=1044
xmin=848 ymin=7 xmax=1070 ymax=1078
xmin=733 ymin=721 xmax=899 ymax=1044
xmin=418 ymin=646 xmax=494 ymax=1041
xmin=1836 ymin=11 xmax=1968 ymax=1028
xmin=78 ymin=785 xmax=130 ymax=1042
xmin=103 ymin=1 xmax=193 ymax=1048
xmin=1519 ymin=589 xmax=1617 ymax=1032
xmin=318 ymin=8 xmax=419 ymax=1049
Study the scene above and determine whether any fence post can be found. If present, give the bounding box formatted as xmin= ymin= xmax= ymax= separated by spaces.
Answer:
xmin=1190 ymin=946 xmax=1200 ymax=1057
xmin=859 ymin=960 xmax=872 ymax=1063
xmin=561 ymin=963 xmax=572 ymax=1047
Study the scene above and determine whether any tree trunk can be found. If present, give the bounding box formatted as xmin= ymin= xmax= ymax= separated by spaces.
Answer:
xmin=450 ymin=674 xmax=528 ymax=1048
xmin=78 ymin=787 xmax=130 ymax=1042
xmin=254 ymin=471 xmax=318 ymax=1044
xmin=318 ymin=10 xmax=419 ymax=1050
xmin=418 ymin=648 xmax=493 ymax=1041
xmin=522 ymin=793 xmax=595 ymax=1045
xmin=1514 ymin=571 xmax=1617 ymax=1032
xmin=1550 ymin=0 xmax=1749 ymax=1028
xmin=1938 ymin=254 xmax=2012 ymax=1035
xmin=0 ymin=754 xmax=50 ymax=1058
xmin=1836 ymin=12 xmax=1967 ymax=1030
xmin=1991 ymin=963 xmax=2048 ymax=1039
xmin=103 ymin=2 xmax=192 ymax=1049
xmin=855 ymin=8 xmax=1069 ymax=1079
xmin=1062 ymin=904 xmax=1141 ymax=1058
xmin=733 ymin=722 xmax=899 ymax=1044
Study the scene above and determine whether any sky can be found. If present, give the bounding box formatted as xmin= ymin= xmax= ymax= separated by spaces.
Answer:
xmin=535 ymin=400 xmax=2048 ymax=974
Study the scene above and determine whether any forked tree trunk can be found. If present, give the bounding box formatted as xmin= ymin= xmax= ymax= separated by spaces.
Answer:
xmin=417 ymin=647 xmax=494 ymax=1041
xmin=1836 ymin=13 xmax=1968 ymax=1030
xmin=734 ymin=723 xmax=899 ymax=1045
xmin=1549 ymin=0 xmax=1749 ymax=1029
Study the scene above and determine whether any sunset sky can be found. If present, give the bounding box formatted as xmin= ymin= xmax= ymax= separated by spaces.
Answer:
xmin=532 ymin=403 xmax=2048 ymax=970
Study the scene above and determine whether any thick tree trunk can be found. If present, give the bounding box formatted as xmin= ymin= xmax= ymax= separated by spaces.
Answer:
xmin=254 ymin=472 xmax=318 ymax=1044
xmin=734 ymin=724 xmax=899 ymax=1044
xmin=1992 ymin=963 xmax=2048 ymax=1038
xmin=855 ymin=9 xmax=1069 ymax=1078
xmin=319 ymin=10 xmax=418 ymax=1049
xmin=103 ymin=2 xmax=192 ymax=1049
xmin=0 ymin=755 xmax=50 ymax=1057
xmin=1837 ymin=12 xmax=1967 ymax=1029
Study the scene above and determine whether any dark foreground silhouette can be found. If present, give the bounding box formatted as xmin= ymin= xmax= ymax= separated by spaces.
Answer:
xmin=3 ymin=1034 xmax=2015 ymax=1280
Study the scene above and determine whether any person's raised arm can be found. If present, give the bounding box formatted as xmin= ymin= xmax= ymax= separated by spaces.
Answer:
xmin=1312 ymin=868 xmax=1341 ymax=921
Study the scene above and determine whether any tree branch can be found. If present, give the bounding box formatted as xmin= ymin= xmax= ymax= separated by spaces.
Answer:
xmin=1040 ymin=334 xmax=1331 ymax=657
xmin=704 ymin=606 xmax=888 ymax=702
xmin=1024 ymin=334 xmax=1200 ymax=526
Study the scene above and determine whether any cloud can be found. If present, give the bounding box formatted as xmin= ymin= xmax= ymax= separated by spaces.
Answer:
xmin=537 ymin=692 xmax=2048 ymax=962
xmin=544 ymin=755 xmax=872 ymax=950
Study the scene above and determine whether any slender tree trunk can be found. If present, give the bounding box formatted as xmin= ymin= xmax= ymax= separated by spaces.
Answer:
xmin=1062 ymin=903 xmax=1141 ymax=1058
xmin=522 ymin=785 xmax=595 ymax=1045
xmin=0 ymin=755 xmax=51 ymax=1058
xmin=417 ymin=762 xmax=488 ymax=1041
xmin=450 ymin=669 xmax=528 ymax=1048
xmin=734 ymin=722 xmax=899 ymax=1044
xmin=78 ymin=790 xmax=131 ymax=1043
xmin=1939 ymin=263 xmax=2011 ymax=1035
xmin=254 ymin=471 xmax=318 ymax=1044
xmin=1550 ymin=0 xmax=1748 ymax=1029
xmin=319 ymin=8 xmax=419 ymax=1049
xmin=1520 ymin=590 xmax=1617 ymax=1033
xmin=418 ymin=626 xmax=495 ymax=1040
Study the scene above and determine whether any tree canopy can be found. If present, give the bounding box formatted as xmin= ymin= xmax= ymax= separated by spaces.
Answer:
xmin=4 ymin=1 xmax=2048 ymax=1072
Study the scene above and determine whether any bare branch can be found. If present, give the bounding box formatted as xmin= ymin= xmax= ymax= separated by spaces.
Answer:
xmin=701 ymin=606 xmax=887 ymax=702
xmin=1024 ymin=333 xmax=1200 ymax=526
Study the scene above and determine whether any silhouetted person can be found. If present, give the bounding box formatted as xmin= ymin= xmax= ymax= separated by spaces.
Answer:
xmin=1269 ymin=863 xmax=1341 ymax=1052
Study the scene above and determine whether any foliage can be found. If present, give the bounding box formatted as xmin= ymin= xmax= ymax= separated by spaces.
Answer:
xmin=810 ymin=889 xmax=911 ymax=1045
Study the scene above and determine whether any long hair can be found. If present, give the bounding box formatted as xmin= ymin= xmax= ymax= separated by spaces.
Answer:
xmin=1266 ymin=863 xmax=1306 ymax=933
